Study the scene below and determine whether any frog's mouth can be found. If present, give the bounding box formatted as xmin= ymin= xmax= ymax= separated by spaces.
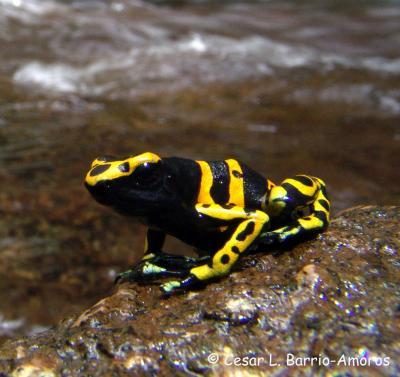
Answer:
xmin=85 ymin=180 xmax=150 ymax=215
xmin=85 ymin=180 xmax=115 ymax=206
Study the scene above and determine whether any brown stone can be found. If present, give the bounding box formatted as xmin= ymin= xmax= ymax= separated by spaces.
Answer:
xmin=0 ymin=206 xmax=399 ymax=376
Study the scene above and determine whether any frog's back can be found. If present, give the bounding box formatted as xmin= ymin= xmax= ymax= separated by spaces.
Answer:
xmin=166 ymin=157 xmax=271 ymax=210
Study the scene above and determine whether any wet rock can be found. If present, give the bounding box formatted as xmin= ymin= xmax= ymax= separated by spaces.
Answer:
xmin=0 ymin=206 xmax=399 ymax=376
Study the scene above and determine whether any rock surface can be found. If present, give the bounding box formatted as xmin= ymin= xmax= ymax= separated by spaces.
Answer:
xmin=0 ymin=206 xmax=399 ymax=376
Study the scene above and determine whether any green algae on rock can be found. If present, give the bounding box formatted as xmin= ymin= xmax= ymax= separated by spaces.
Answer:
xmin=0 ymin=206 xmax=399 ymax=376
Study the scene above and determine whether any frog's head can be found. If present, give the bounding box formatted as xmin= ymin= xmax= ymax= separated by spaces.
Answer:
xmin=85 ymin=152 xmax=170 ymax=216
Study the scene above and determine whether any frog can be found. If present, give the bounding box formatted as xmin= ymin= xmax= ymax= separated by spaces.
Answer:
xmin=85 ymin=152 xmax=330 ymax=294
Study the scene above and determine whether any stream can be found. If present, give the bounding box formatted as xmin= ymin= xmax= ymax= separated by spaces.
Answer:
xmin=0 ymin=0 xmax=399 ymax=344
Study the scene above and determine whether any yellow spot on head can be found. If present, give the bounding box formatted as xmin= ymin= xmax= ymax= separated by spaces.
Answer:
xmin=85 ymin=152 xmax=161 ymax=186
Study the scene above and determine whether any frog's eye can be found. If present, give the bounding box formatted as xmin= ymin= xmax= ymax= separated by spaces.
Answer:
xmin=132 ymin=162 xmax=162 ymax=188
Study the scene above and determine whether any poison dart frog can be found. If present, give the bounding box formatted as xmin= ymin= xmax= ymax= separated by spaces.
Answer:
xmin=85 ymin=152 xmax=330 ymax=294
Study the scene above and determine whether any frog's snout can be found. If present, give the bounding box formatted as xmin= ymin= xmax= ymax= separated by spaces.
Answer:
xmin=85 ymin=179 xmax=114 ymax=205
xmin=85 ymin=155 xmax=135 ymax=189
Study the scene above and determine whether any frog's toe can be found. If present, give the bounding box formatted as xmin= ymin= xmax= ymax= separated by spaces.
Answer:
xmin=159 ymin=280 xmax=182 ymax=295
xmin=115 ymin=262 xmax=165 ymax=283
xmin=259 ymin=231 xmax=284 ymax=245
xmin=159 ymin=274 xmax=201 ymax=295
xmin=115 ymin=269 xmax=138 ymax=284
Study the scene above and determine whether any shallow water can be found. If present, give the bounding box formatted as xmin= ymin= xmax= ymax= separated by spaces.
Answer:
xmin=0 ymin=0 xmax=399 ymax=343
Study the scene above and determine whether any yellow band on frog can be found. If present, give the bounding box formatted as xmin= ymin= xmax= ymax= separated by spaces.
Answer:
xmin=196 ymin=161 xmax=215 ymax=204
xmin=225 ymin=159 xmax=244 ymax=207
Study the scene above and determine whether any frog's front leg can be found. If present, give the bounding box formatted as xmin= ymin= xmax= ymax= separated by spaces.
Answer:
xmin=116 ymin=228 xmax=204 ymax=283
xmin=261 ymin=175 xmax=330 ymax=244
xmin=160 ymin=204 xmax=270 ymax=294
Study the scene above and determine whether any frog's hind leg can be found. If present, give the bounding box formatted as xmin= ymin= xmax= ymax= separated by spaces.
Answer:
xmin=260 ymin=175 xmax=330 ymax=244
xmin=160 ymin=204 xmax=270 ymax=294
xmin=116 ymin=254 xmax=208 ymax=283
xmin=141 ymin=252 xmax=210 ymax=278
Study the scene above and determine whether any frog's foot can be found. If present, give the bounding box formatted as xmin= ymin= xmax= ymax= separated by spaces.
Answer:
xmin=115 ymin=261 xmax=186 ymax=284
xmin=150 ymin=253 xmax=209 ymax=270
xmin=115 ymin=254 xmax=210 ymax=284
xmin=159 ymin=274 xmax=202 ymax=295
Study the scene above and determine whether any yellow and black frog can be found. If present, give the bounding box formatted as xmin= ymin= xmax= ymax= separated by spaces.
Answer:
xmin=85 ymin=152 xmax=330 ymax=294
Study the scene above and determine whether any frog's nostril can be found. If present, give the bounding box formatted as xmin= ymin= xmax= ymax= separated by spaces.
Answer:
xmin=118 ymin=162 xmax=130 ymax=173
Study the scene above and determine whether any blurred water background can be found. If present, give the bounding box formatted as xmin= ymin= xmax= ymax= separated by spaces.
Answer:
xmin=0 ymin=0 xmax=399 ymax=343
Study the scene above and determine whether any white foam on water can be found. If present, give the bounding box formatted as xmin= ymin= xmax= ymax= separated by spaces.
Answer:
xmin=0 ymin=0 xmax=56 ymax=13
xmin=12 ymin=34 xmax=318 ymax=97
xmin=360 ymin=57 xmax=400 ymax=74
xmin=379 ymin=94 xmax=400 ymax=115
xmin=13 ymin=62 xmax=85 ymax=93
xmin=182 ymin=33 xmax=207 ymax=53
xmin=321 ymin=53 xmax=400 ymax=75
xmin=110 ymin=2 xmax=125 ymax=13
xmin=6 ymin=0 xmax=400 ymax=100
xmin=12 ymin=31 xmax=400 ymax=100
xmin=0 ymin=0 xmax=62 ymax=22
xmin=288 ymin=84 xmax=400 ymax=115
